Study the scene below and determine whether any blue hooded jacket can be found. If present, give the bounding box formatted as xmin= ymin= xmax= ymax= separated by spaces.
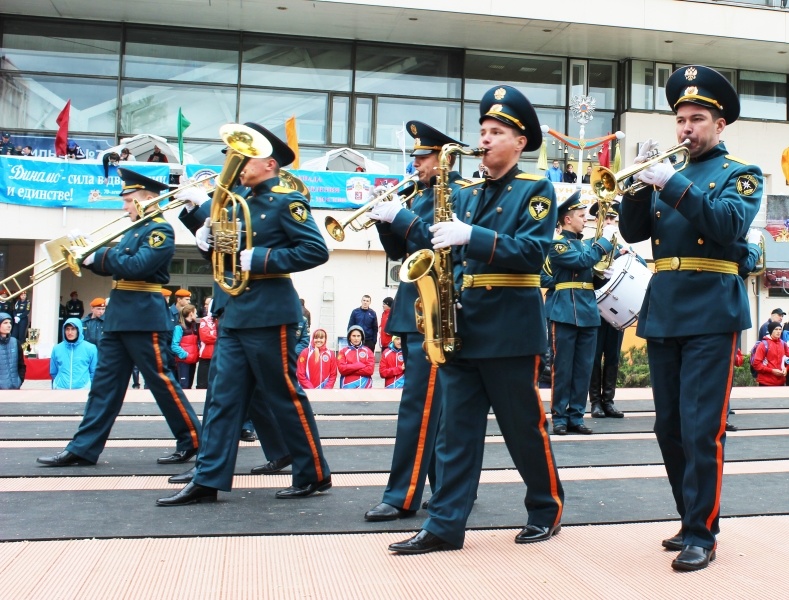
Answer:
xmin=50 ymin=317 xmax=98 ymax=390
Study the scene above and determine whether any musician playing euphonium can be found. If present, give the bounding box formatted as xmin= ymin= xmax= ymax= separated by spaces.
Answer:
xmin=365 ymin=120 xmax=467 ymax=523
xmin=389 ymin=85 xmax=564 ymax=554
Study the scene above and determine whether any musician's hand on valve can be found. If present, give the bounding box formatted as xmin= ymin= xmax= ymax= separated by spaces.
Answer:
xmin=81 ymin=252 xmax=95 ymax=266
xmin=239 ymin=249 xmax=253 ymax=272
xmin=430 ymin=214 xmax=472 ymax=249
xmin=68 ymin=229 xmax=93 ymax=246
xmin=747 ymin=228 xmax=762 ymax=246
xmin=603 ymin=267 xmax=615 ymax=279
xmin=175 ymin=177 xmax=210 ymax=211
xmin=368 ymin=200 xmax=402 ymax=224
xmin=602 ymin=224 xmax=618 ymax=243
xmin=195 ymin=218 xmax=212 ymax=252
xmin=636 ymin=161 xmax=675 ymax=189
xmin=634 ymin=138 xmax=659 ymax=164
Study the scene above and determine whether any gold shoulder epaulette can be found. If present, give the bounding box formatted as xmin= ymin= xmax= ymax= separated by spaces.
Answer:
xmin=724 ymin=154 xmax=749 ymax=165
xmin=152 ymin=217 xmax=167 ymax=224
xmin=458 ymin=178 xmax=484 ymax=189
xmin=553 ymin=232 xmax=564 ymax=240
xmin=515 ymin=173 xmax=543 ymax=181
xmin=271 ymin=185 xmax=293 ymax=194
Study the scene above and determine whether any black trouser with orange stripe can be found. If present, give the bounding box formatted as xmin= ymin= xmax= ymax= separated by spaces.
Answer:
xmin=194 ymin=324 xmax=330 ymax=492
xmin=648 ymin=333 xmax=734 ymax=550
xmin=381 ymin=333 xmax=440 ymax=511
xmin=423 ymin=355 xmax=564 ymax=549
xmin=67 ymin=331 xmax=201 ymax=463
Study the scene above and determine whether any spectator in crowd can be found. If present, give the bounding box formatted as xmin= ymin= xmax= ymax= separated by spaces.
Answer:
xmin=81 ymin=298 xmax=106 ymax=347
xmin=50 ymin=318 xmax=97 ymax=390
xmin=171 ymin=289 xmax=191 ymax=323
xmin=338 ymin=325 xmax=375 ymax=388
xmin=297 ymin=328 xmax=337 ymax=389
xmin=172 ymin=304 xmax=199 ymax=389
xmin=300 ymin=298 xmax=311 ymax=328
xmin=147 ymin=146 xmax=169 ymax=163
xmin=196 ymin=300 xmax=217 ymax=390
xmin=11 ymin=290 xmax=30 ymax=343
xmin=66 ymin=141 xmax=86 ymax=160
xmin=348 ymin=295 xmax=378 ymax=352
xmin=582 ymin=165 xmax=593 ymax=184
xmin=102 ymin=152 xmax=120 ymax=182
xmin=65 ymin=291 xmax=84 ymax=319
xmin=563 ymin=163 xmax=577 ymax=183
xmin=0 ymin=312 xmax=25 ymax=389
xmin=380 ymin=297 xmax=393 ymax=349
xmin=546 ymin=159 xmax=563 ymax=182
xmin=752 ymin=321 xmax=789 ymax=387
xmin=379 ymin=335 xmax=405 ymax=388
xmin=472 ymin=162 xmax=487 ymax=178
xmin=758 ymin=308 xmax=785 ymax=340
xmin=20 ymin=146 xmax=33 ymax=157
xmin=120 ymin=147 xmax=135 ymax=161
xmin=0 ymin=132 xmax=15 ymax=155
xmin=0 ymin=290 xmax=13 ymax=314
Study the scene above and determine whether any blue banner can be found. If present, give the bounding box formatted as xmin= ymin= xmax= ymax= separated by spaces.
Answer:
xmin=0 ymin=157 xmax=170 ymax=209
xmin=184 ymin=164 xmax=403 ymax=209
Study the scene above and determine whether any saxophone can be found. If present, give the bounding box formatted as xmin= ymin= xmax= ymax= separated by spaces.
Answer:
xmin=399 ymin=144 xmax=485 ymax=365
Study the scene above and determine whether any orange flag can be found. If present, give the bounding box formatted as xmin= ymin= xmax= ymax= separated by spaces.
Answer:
xmin=781 ymin=147 xmax=789 ymax=185
xmin=285 ymin=115 xmax=300 ymax=169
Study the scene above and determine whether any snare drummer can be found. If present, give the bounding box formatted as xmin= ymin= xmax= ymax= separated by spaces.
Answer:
xmin=544 ymin=191 xmax=616 ymax=435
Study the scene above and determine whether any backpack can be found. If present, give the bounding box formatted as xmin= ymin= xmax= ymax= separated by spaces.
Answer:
xmin=749 ymin=340 xmax=769 ymax=378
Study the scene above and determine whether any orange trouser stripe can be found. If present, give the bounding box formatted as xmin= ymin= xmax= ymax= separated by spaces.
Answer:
xmin=152 ymin=332 xmax=198 ymax=448
xmin=534 ymin=354 xmax=563 ymax=525
xmin=403 ymin=364 xmax=437 ymax=509
xmin=279 ymin=324 xmax=323 ymax=481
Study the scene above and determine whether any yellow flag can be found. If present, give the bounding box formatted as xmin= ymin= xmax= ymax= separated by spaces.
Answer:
xmin=612 ymin=141 xmax=621 ymax=173
xmin=537 ymin=139 xmax=548 ymax=171
xmin=285 ymin=115 xmax=300 ymax=169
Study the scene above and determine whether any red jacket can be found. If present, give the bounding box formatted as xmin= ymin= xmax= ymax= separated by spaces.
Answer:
xmin=380 ymin=309 xmax=392 ymax=348
xmin=338 ymin=344 xmax=375 ymax=388
xmin=198 ymin=317 xmax=217 ymax=360
xmin=297 ymin=329 xmax=338 ymax=389
xmin=753 ymin=336 xmax=789 ymax=386
xmin=379 ymin=344 xmax=404 ymax=388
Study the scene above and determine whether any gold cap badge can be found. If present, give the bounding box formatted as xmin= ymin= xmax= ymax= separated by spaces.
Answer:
xmin=409 ymin=124 xmax=417 ymax=135
xmin=685 ymin=66 xmax=698 ymax=81
xmin=494 ymin=87 xmax=507 ymax=100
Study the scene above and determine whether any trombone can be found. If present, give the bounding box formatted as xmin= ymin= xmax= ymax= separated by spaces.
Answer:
xmin=590 ymin=140 xmax=691 ymax=202
xmin=0 ymin=175 xmax=214 ymax=301
xmin=324 ymin=174 xmax=419 ymax=242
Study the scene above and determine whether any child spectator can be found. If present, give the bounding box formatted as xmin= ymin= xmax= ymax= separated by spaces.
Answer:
xmin=50 ymin=318 xmax=97 ymax=390
xmin=338 ymin=325 xmax=375 ymax=388
xmin=379 ymin=335 xmax=405 ymax=388
xmin=196 ymin=302 xmax=217 ymax=389
xmin=297 ymin=328 xmax=337 ymax=389
xmin=171 ymin=304 xmax=199 ymax=389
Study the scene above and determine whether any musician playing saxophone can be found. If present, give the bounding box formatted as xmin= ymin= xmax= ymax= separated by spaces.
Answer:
xmin=364 ymin=121 xmax=468 ymax=523
xmin=389 ymin=85 xmax=564 ymax=554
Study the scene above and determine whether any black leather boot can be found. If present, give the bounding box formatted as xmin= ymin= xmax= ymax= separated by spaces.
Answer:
xmin=602 ymin=363 xmax=624 ymax=418
xmin=589 ymin=363 xmax=604 ymax=417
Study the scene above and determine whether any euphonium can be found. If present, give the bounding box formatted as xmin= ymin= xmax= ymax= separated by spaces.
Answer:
xmin=210 ymin=123 xmax=273 ymax=297
xmin=399 ymin=144 xmax=484 ymax=365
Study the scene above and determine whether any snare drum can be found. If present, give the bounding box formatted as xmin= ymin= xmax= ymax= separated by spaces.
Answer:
xmin=595 ymin=254 xmax=652 ymax=330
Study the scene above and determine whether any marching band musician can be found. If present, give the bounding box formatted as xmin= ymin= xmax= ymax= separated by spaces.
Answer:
xmin=618 ymin=65 xmax=762 ymax=571
xmin=157 ymin=123 xmax=331 ymax=506
xmin=364 ymin=120 xmax=468 ymax=522
xmin=389 ymin=85 xmax=564 ymax=554
xmin=545 ymin=191 xmax=615 ymax=436
xmin=37 ymin=169 xmax=202 ymax=467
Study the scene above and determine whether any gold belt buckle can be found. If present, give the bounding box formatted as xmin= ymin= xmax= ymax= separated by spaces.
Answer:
xmin=669 ymin=257 xmax=681 ymax=270
xmin=462 ymin=274 xmax=473 ymax=289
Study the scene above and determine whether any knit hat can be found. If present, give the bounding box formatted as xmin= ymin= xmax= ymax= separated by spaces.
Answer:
xmin=383 ymin=297 xmax=394 ymax=307
xmin=0 ymin=312 xmax=11 ymax=324
xmin=347 ymin=325 xmax=365 ymax=344
xmin=767 ymin=321 xmax=783 ymax=335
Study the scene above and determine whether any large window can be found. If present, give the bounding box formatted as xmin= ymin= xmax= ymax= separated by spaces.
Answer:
xmin=740 ymin=70 xmax=787 ymax=120
xmin=465 ymin=53 xmax=566 ymax=106
xmin=239 ymin=89 xmax=328 ymax=145
xmin=376 ymin=98 xmax=461 ymax=150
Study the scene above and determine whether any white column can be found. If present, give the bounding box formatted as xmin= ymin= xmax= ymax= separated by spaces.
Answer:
xmin=30 ymin=240 xmax=62 ymax=358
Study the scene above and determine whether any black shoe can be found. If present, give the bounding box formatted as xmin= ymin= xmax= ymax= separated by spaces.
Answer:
xmin=421 ymin=500 xmax=430 ymax=510
xmin=36 ymin=450 xmax=94 ymax=467
xmin=552 ymin=424 xmax=567 ymax=435
xmin=240 ymin=428 xmax=257 ymax=443
xmin=590 ymin=402 xmax=606 ymax=418
xmin=275 ymin=476 xmax=332 ymax=499
xmin=251 ymin=455 xmax=293 ymax=475
xmin=168 ymin=466 xmax=196 ymax=484
xmin=671 ymin=545 xmax=716 ymax=571
xmin=725 ymin=422 xmax=738 ymax=432
xmin=567 ymin=424 xmax=593 ymax=435
xmin=156 ymin=482 xmax=217 ymax=506
xmin=602 ymin=402 xmax=624 ymax=418
xmin=132 ymin=384 xmax=141 ymax=389
xmin=365 ymin=502 xmax=417 ymax=522
xmin=388 ymin=530 xmax=457 ymax=554
xmin=157 ymin=448 xmax=198 ymax=464
xmin=515 ymin=524 xmax=561 ymax=544
xmin=662 ymin=530 xmax=683 ymax=551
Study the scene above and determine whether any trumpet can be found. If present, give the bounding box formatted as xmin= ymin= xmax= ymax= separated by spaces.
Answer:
xmin=590 ymin=140 xmax=691 ymax=202
xmin=324 ymin=174 xmax=419 ymax=242
xmin=0 ymin=176 xmax=214 ymax=301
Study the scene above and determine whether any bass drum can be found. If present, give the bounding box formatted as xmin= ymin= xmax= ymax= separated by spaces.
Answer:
xmin=595 ymin=253 xmax=652 ymax=330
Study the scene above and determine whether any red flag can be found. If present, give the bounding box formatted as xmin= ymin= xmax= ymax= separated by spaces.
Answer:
xmin=55 ymin=100 xmax=71 ymax=157
xmin=598 ymin=138 xmax=610 ymax=168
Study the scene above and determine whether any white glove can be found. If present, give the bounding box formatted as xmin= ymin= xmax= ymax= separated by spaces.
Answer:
xmin=602 ymin=224 xmax=618 ymax=242
xmin=81 ymin=252 xmax=95 ymax=266
xmin=636 ymin=162 xmax=675 ymax=189
xmin=368 ymin=200 xmax=403 ymax=224
xmin=14 ymin=316 xmax=20 ymax=323
xmin=747 ymin=228 xmax=762 ymax=246
xmin=634 ymin=138 xmax=659 ymax=164
xmin=68 ymin=229 xmax=93 ymax=245
xmin=195 ymin=218 xmax=212 ymax=252
xmin=602 ymin=267 xmax=615 ymax=279
xmin=430 ymin=214 xmax=472 ymax=249
xmin=175 ymin=178 xmax=210 ymax=211
xmin=240 ymin=248 xmax=253 ymax=272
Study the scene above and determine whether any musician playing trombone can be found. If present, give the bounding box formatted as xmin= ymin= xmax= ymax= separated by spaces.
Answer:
xmin=618 ymin=65 xmax=762 ymax=571
xmin=37 ymin=169 xmax=202 ymax=468
xmin=364 ymin=121 xmax=467 ymax=523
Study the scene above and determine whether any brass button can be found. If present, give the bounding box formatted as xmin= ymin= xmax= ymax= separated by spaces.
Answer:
xmin=463 ymin=261 xmax=468 ymax=267
xmin=697 ymin=238 xmax=704 ymax=245
xmin=260 ymin=214 xmax=266 ymax=219
xmin=655 ymin=239 xmax=660 ymax=245
xmin=466 ymin=212 xmax=471 ymax=218
xmin=655 ymin=211 xmax=661 ymax=218
xmin=253 ymin=232 xmax=257 ymax=236
xmin=485 ymin=285 xmax=492 ymax=291
xmin=670 ymin=257 xmax=680 ymax=270
xmin=473 ymin=190 xmax=478 ymax=196
xmin=723 ymin=163 xmax=729 ymax=168
xmin=507 ymin=186 xmax=512 ymax=191
xmin=496 ymin=207 xmax=503 ymax=213
xmin=269 ymin=197 xmax=274 ymax=202
xmin=134 ymin=233 xmax=138 ymax=237
xmin=709 ymin=182 xmax=715 ymax=189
